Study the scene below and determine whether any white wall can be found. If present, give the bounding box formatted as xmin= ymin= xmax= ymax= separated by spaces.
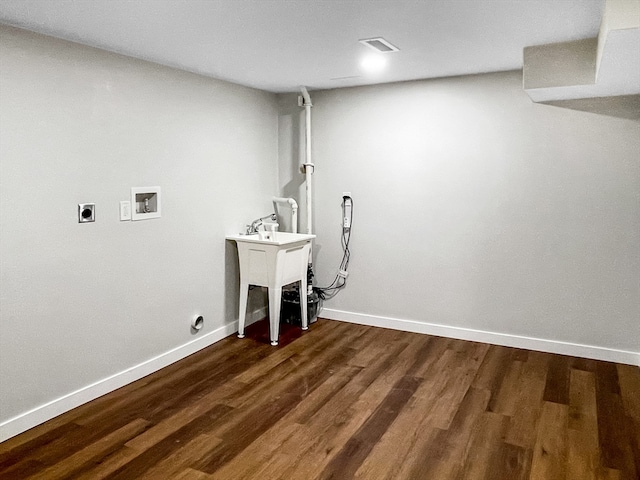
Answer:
xmin=299 ymin=71 xmax=639 ymax=360
xmin=0 ymin=25 xmax=277 ymax=435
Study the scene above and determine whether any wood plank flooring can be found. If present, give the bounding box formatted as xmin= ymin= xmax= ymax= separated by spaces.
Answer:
xmin=1 ymin=319 xmax=638 ymax=479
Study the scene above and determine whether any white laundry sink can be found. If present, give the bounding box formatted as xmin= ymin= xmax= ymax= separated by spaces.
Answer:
xmin=226 ymin=232 xmax=315 ymax=345
xmin=225 ymin=232 xmax=315 ymax=246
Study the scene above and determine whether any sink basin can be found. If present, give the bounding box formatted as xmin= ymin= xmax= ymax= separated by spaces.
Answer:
xmin=226 ymin=232 xmax=315 ymax=246
xmin=226 ymin=231 xmax=315 ymax=345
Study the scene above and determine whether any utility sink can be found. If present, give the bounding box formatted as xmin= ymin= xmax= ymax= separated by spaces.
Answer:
xmin=226 ymin=232 xmax=315 ymax=345
xmin=225 ymin=232 xmax=315 ymax=246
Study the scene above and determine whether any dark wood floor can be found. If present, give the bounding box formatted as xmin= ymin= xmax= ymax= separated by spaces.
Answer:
xmin=1 ymin=319 xmax=638 ymax=480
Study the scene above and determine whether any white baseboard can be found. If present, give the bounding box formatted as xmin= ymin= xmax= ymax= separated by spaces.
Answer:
xmin=322 ymin=308 xmax=640 ymax=367
xmin=0 ymin=318 xmax=254 ymax=442
xmin=3 ymin=307 xmax=636 ymax=443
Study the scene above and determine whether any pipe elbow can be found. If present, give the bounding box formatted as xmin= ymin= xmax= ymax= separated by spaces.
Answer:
xmin=300 ymin=86 xmax=313 ymax=107
xmin=273 ymin=197 xmax=298 ymax=208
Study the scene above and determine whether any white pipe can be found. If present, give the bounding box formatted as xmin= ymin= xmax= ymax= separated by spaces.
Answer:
xmin=300 ymin=87 xmax=313 ymax=236
xmin=304 ymin=105 xmax=312 ymax=235
xmin=300 ymin=86 xmax=312 ymax=106
xmin=300 ymin=87 xmax=314 ymax=296
xmin=272 ymin=197 xmax=298 ymax=233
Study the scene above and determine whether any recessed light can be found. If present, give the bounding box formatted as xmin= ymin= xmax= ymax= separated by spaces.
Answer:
xmin=359 ymin=37 xmax=400 ymax=53
xmin=360 ymin=53 xmax=388 ymax=73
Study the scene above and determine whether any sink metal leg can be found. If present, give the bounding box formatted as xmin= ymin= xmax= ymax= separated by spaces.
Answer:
xmin=268 ymin=287 xmax=282 ymax=346
xmin=238 ymin=281 xmax=249 ymax=338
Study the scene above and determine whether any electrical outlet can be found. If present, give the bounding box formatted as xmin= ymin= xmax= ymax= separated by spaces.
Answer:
xmin=78 ymin=203 xmax=95 ymax=223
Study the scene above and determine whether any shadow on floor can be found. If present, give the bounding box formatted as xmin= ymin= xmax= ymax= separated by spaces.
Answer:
xmin=244 ymin=317 xmax=317 ymax=348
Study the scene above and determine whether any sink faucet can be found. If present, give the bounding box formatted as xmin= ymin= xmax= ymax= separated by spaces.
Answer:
xmin=246 ymin=213 xmax=277 ymax=235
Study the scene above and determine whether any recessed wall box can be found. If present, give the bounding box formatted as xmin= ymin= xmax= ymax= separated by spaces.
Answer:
xmin=131 ymin=187 xmax=161 ymax=221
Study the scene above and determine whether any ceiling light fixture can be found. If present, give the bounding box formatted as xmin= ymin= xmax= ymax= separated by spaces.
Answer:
xmin=358 ymin=37 xmax=398 ymax=74
xmin=359 ymin=37 xmax=400 ymax=53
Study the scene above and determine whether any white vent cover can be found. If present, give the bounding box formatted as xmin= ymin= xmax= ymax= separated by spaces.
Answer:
xmin=359 ymin=37 xmax=400 ymax=53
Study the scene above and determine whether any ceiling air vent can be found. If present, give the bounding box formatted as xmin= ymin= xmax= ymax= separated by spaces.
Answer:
xmin=359 ymin=37 xmax=399 ymax=53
